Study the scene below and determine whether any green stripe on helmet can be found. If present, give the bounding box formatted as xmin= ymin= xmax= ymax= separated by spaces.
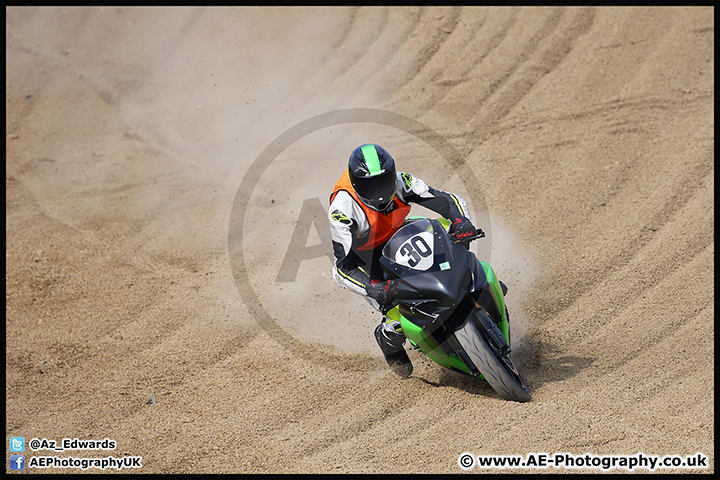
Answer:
xmin=360 ymin=144 xmax=382 ymax=176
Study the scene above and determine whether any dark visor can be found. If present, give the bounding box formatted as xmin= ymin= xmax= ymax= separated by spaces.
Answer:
xmin=352 ymin=170 xmax=396 ymax=211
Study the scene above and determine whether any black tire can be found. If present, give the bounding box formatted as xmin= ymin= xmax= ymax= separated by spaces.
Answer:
xmin=454 ymin=315 xmax=531 ymax=402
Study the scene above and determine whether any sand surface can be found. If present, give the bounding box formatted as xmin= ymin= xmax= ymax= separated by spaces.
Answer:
xmin=6 ymin=6 xmax=714 ymax=474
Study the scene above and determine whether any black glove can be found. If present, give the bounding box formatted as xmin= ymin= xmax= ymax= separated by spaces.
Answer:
xmin=450 ymin=216 xmax=476 ymax=242
xmin=366 ymin=279 xmax=397 ymax=311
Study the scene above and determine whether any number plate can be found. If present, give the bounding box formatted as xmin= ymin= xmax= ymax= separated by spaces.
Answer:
xmin=394 ymin=232 xmax=434 ymax=271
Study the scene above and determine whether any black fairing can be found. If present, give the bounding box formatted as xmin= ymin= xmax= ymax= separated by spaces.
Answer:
xmin=380 ymin=219 xmax=493 ymax=339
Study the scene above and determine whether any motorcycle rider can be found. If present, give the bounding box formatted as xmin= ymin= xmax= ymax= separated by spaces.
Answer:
xmin=328 ymin=143 xmax=478 ymax=377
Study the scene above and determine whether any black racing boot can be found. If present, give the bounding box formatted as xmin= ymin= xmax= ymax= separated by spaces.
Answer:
xmin=374 ymin=323 xmax=413 ymax=378
xmin=500 ymin=280 xmax=508 ymax=296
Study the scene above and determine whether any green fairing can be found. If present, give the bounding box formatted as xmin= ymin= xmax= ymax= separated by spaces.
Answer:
xmin=436 ymin=217 xmax=451 ymax=230
xmin=479 ymin=261 xmax=510 ymax=342
xmin=391 ymin=306 xmax=472 ymax=374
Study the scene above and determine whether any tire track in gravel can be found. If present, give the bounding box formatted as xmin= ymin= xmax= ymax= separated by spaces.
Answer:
xmin=531 ymin=146 xmax=713 ymax=323
xmin=393 ymin=7 xmax=518 ymax=118
xmin=391 ymin=7 xmax=596 ymax=141
xmin=274 ymin=6 xmax=396 ymax=112
xmin=391 ymin=7 xmax=464 ymax=88
xmin=464 ymin=7 xmax=596 ymax=142
xmin=287 ymin=7 xmax=462 ymax=112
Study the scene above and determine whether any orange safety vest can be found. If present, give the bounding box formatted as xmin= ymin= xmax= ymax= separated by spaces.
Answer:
xmin=330 ymin=169 xmax=411 ymax=251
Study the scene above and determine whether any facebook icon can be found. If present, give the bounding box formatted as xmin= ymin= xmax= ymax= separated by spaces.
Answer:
xmin=10 ymin=454 xmax=25 ymax=470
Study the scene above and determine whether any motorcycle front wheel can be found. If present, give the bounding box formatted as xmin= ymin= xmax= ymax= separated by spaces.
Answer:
xmin=453 ymin=314 xmax=531 ymax=403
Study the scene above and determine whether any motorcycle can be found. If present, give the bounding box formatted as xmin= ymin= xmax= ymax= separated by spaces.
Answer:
xmin=380 ymin=217 xmax=531 ymax=402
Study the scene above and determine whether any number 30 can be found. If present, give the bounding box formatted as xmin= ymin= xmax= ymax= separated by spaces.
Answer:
xmin=399 ymin=236 xmax=432 ymax=267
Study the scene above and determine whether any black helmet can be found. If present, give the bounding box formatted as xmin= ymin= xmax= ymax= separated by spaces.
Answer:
xmin=348 ymin=144 xmax=397 ymax=211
